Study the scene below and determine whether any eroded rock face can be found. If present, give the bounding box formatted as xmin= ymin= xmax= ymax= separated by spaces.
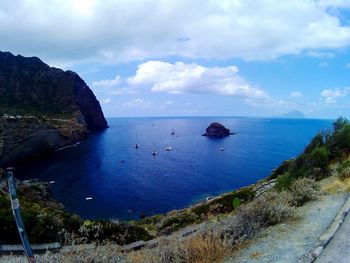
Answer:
xmin=0 ymin=51 xmax=108 ymax=131
xmin=202 ymin=122 xmax=232 ymax=137
xmin=0 ymin=116 xmax=86 ymax=165
xmin=0 ymin=51 xmax=108 ymax=164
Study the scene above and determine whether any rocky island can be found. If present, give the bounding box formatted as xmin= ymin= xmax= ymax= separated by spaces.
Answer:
xmin=0 ymin=51 xmax=108 ymax=165
xmin=202 ymin=122 xmax=234 ymax=137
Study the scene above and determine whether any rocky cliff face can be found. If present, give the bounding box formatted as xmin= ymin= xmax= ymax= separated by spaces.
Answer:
xmin=0 ymin=51 xmax=108 ymax=165
xmin=0 ymin=51 xmax=107 ymax=130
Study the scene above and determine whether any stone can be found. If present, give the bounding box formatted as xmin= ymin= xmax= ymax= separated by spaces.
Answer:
xmin=0 ymin=51 xmax=108 ymax=165
xmin=202 ymin=122 xmax=233 ymax=137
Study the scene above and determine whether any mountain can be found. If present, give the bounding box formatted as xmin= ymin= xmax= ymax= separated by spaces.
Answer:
xmin=0 ymin=51 xmax=108 ymax=165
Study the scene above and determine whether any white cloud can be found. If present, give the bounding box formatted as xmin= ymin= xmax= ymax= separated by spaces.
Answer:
xmin=128 ymin=61 xmax=269 ymax=101
xmin=92 ymin=75 xmax=121 ymax=87
xmin=290 ymin=91 xmax=303 ymax=98
xmin=321 ymin=87 xmax=350 ymax=103
xmin=1 ymin=0 xmax=350 ymax=64
xmin=123 ymin=98 xmax=152 ymax=109
xmin=102 ymin=98 xmax=112 ymax=104
xmin=306 ymin=51 xmax=335 ymax=58
xmin=319 ymin=62 xmax=328 ymax=67
xmin=164 ymin=101 xmax=174 ymax=105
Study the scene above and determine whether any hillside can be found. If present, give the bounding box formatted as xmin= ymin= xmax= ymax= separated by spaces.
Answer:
xmin=0 ymin=51 xmax=108 ymax=165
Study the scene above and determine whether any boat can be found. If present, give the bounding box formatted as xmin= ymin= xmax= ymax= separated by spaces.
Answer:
xmin=152 ymin=143 xmax=158 ymax=156
xmin=85 ymin=197 xmax=93 ymax=201
xmin=134 ymin=134 xmax=140 ymax=149
xmin=165 ymin=145 xmax=173 ymax=151
xmin=219 ymin=147 xmax=225 ymax=151
xmin=171 ymin=129 xmax=175 ymax=136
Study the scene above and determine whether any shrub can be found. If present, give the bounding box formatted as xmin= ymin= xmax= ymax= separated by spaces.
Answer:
xmin=310 ymin=146 xmax=329 ymax=170
xmin=289 ymin=178 xmax=319 ymax=206
xmin=275 ymin=173 xmax=294 ymax=190
xmin=268 ymin=159 xmax=294 ymax=179
xmin=159 ymin=212 xmax=197 ymax=235
xmin=304 ymin=133 xmax=325 ymax=154
xmin=337 ymin=159 xmax=350 ymax=180
xmin=232 ymin=197 xmax=241 ymax=209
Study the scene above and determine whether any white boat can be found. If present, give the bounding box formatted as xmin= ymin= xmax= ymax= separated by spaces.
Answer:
xmin=219 ymin=147 xmax=225 ymax=151
xmin=165 ymin=146 xmax=173 ymax=151
xmin=85 ymin=197 xmax=93 ymax=201
xmin=152 ymin=143 xmax=158 ymax=156
xmin=134 ymin=134 xmax=140 ymax=149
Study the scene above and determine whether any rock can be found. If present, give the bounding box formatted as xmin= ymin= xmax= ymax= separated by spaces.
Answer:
xmin=202 ymin=122 xmax=233 ymax=137
xmin=0 ymin=51 xmax=108 ymax=131
xmin=0 ymin=51 xmax=108 ymax=165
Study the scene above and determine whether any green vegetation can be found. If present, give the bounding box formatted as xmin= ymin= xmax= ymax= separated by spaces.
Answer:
xmin=272 ymin=117 xmax=350 ymax=190
xmin=137 ymin=187 xmax=255 ymax=236
xmin=0 ymin=172 xmax=152 ymax=245
xmin=232 ymin=197 xmax=241 ymax=209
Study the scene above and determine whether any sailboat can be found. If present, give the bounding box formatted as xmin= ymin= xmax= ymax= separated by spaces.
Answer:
xmin=134 ymin=134 xmax=140 ymax=149
xmin=152 ymin=143 xmax=158 ymax=156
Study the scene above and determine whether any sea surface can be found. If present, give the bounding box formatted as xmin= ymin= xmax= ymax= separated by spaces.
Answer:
xmin=16 ymin=117 xmax=333 ymax=220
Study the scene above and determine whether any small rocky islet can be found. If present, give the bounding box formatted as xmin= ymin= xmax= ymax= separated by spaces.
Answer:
xmin=202 ymin=122 xmax=235 ymax=137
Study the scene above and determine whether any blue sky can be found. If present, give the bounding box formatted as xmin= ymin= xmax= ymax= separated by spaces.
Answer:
xmin=1 ymin=0 xmax=350 ymax=119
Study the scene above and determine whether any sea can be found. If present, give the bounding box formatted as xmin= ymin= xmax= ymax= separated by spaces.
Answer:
xmin=16 ymin=117 xmax=333 ymax=220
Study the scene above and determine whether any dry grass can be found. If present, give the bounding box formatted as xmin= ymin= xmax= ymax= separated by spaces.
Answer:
xmin=38 ymin=243 xmax=125 ymax=263
xmin=128 ymin=232 xmax=232 ymax=263
xmin=321 ymin=176 xmax=350 ymax=194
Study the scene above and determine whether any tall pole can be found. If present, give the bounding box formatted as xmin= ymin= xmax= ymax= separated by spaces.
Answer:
xmin=7 ymin=167 xmax=36 ymax=263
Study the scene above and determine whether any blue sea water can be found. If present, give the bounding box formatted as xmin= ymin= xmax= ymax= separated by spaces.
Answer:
xmin=16 ymin=117 xmax=333 ymax=220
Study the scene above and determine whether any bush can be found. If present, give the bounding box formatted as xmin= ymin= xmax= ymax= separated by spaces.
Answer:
xmin=337 ymin=159 xmax=350 ymax=180
xmin=310 ymin=146 xmax=329 ymax=170
xmin=275 ymin=173 xmax=294 ymax=190
xmin=289 ymin=178 xmax=319 ymax=206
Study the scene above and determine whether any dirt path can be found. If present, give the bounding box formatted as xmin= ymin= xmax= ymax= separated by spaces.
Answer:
xmin=225 ymin=193 xmax=347 ymax=263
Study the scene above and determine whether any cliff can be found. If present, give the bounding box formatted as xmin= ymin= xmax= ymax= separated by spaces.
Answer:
xmin=0 ymin=51 xmax=108 ymax=165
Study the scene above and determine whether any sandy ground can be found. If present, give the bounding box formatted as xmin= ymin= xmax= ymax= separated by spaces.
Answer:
xmin=225 ymin=193 xmax=347 ymax=263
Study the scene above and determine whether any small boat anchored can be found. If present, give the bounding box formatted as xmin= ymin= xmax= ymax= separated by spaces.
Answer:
xmin=134 ymin=134 xmax=140 ymax=149
xmin=171 ymin=129 xmax=175 ymax=136
xmin=152 ymin=143 xmax=158 ymax=156
xmin=165 ymin=145 xmax=173 ymax=151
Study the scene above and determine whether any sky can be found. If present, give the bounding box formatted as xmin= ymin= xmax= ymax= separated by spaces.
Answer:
xmin=1 ymin=0 xmax=350 ymax=119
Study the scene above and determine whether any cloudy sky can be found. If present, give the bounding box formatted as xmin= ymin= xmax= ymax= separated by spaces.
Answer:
xmin=1 ymin=0 xmax=350 ymax=118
